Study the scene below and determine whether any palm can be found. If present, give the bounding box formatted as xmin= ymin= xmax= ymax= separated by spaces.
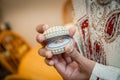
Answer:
xmin=53 ymin=53 xmax=88 ymax=80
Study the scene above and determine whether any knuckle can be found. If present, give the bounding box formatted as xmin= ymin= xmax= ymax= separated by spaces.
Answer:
xmin=36 ymin=34 xmax=45 ymax=43
xmin=69 ymin=49 xmax=77 ymax=58
xmin=65 ymin=44 xmax=74 ymax=54
xmin=38 ymin=48 xmax=46 ymax=57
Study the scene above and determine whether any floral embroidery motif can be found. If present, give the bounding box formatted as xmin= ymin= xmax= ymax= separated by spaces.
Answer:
xmin=77 ymin=15 xmax=106 ymax=65
xmin=104 ymin=10 xmax=120 ymax=42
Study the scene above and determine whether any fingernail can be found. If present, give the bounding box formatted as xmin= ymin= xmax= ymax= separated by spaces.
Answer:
xmin=65 ymin=44 xmax=74 ymax=54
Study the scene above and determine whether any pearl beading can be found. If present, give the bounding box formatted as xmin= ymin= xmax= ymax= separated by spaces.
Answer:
xmin=44 ymin=26 xmax=69 ymax=40
xmin=44 ymin=26 xmax=73 ymax=54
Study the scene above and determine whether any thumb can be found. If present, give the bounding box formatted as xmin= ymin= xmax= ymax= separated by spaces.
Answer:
xmin=65 ymin=44 xmax=96 ymax=75
xmin=65 ymin=44 xmax=82 ymax=65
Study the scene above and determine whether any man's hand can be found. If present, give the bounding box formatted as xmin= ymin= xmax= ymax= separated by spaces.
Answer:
xmin=36 ymin=24 xmax=96 ymax=80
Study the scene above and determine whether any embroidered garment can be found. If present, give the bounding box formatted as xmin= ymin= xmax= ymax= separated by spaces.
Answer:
xmin=72 ymin=0 xmax=120 ymax=80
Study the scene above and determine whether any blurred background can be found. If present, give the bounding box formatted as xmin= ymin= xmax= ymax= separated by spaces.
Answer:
xmin=0 ymin=0 xmax=73 ymax=80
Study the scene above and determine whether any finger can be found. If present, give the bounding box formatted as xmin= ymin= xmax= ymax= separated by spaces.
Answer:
xmin=65 ymin=44 xmax=96 ymax=74
xmin=36 ymin=34 xmax=48 ymax=47
xmin=52 ymin=56 xmax=67 ymax=77
xmin=57 ymin=54 xmax=66 ymax=65
xmin=69 ymin=27 xmax=76 ymax=38
xmin=62 ymin=53 xmax=72 ymax=64
xmin=72 ymin=39 xmax=77 ymax=48
xmin=36 ymin=24 xmax=49 ymax=33
xmin=65 ymin=23 xmax=76 ymax=37
xmin=65 ymin=44 xmax=82 ymax=65
xmin=36 ymin=34 xmax=45 ymax=43
xmin=45 ymin=58 xmax=54 ymax=66
xmin=38 ymin=48 xmax=53 ymax=58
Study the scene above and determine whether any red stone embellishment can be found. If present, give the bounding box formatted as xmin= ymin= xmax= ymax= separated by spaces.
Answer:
xmin=93 ymin=40 xmax=106 ymax=64
xmin=81 ymin=19 xmax=88 ymax=39
xmin=105 ymin=14 xmax=116 ymax=38
xmin=93 ymin=41 xmax=102 ymax=63
xmin=77 ymin=16 xmax=93 ymax=59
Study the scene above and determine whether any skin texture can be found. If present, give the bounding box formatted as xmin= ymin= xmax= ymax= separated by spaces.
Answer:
xmin=36 ymin=24 xmax=96 ymax=80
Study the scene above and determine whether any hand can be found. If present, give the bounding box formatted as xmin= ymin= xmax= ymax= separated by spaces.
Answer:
xmin=36 ymin=24 xmax=96 ymax=80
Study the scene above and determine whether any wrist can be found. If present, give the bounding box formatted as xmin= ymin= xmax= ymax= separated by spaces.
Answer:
xmin=79 ymin=54 xmax=96 ymax=77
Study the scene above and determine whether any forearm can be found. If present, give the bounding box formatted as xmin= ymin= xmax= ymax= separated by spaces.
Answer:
xmin=90 ymin=63 xmax=120 ymax=80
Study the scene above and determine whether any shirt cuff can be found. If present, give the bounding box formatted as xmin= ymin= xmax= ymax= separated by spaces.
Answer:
xmin=90 ymin=63 xmax=120 ymax=80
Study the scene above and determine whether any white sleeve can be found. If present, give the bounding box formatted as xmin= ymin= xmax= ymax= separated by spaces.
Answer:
xmin=90 ymin=63 xmax=120 ymax=80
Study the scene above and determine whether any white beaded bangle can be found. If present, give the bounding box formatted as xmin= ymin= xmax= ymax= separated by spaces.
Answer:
xmin=44 ymin=26 xmax=73 ymax=54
